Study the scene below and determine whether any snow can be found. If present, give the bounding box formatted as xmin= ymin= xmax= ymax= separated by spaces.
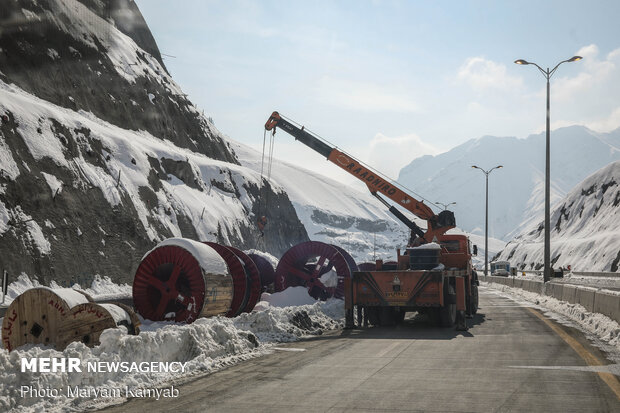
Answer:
xmin=154 ymin=238 xmax=229 ymax=276
xmin=99 ymin=303 xmax=132 ymax=325
xmin=244 ymin=248 xmax=279 ymax=269
xmin=230 ymin=138 xmax=415 ymax=262
xmin=0 ymin=135 xmax=20 ymax=181
xmin=0 ymin=78 xmax=262 ymax=245
xmin=258 ymin=287 xmax=318 ymax=308
xmin=398 ymin=126 xmax=620 ymax=241
xmin=0 ymin=274 xmax=131 ymax=307
xmin=0 ymin=201 xmax=10 ymax=235
xmin=41 ymin=172 xmax=62 ymax=196
xmin=40 ymin=287 xmax=90 ymax=309
xmin=0 ymin=293 xmax=343 ymax=412
xmin=496 ymin=160 xmax=620 ymax=272
xmin=412 ymin=242 xmax=441 ymax=250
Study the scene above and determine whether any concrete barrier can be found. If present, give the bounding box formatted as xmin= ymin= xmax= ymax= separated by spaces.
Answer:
xmin=593 ymin=292 xmax=620 ymax=322
xmin=561 ymin=285 xmax=577 ymax=303
xmin=574 ymin=288 xmax=596 ymax=313
xmin=482 ymin=274 xmax=620 ymax=324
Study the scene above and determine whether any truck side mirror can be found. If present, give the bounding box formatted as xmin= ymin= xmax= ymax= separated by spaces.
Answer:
xmin=473 ymin=245 xmax=478 ymax=256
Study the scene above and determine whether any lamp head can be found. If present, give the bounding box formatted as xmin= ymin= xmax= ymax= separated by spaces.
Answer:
xmin=514 ymin=59 xmax=529 ymax=65
xmin=568 ymin=56 xmax=582 ymax=62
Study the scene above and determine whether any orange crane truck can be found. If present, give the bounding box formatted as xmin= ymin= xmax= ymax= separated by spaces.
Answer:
xmin=265 ymin=111 xmax=478 ymax=330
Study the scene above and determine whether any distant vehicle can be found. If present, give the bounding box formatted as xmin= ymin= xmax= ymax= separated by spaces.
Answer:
xmin=490 ymin=261 xmax=510 ymax=276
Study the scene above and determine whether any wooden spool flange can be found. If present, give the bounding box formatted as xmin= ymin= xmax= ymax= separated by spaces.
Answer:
xmin=56 ymin=302 xmax=141 ymax=350
xmin=2 ymin=287 xmax=91 ymax=351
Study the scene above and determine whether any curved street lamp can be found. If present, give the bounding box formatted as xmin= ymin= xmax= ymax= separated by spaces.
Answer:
xmin=472 ymin=165 xmax=503 ymax=276
xmin=436 ymin=201 xmax=456 ymax=210
xmin=515 ymin=56 xmax=582 ymax=282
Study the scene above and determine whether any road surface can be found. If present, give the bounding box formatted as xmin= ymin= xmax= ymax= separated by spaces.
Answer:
xmin=100 ymin=286 xmax=620 ymax=412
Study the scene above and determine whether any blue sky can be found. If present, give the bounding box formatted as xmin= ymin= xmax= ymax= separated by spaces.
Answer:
xmin=136 ymin=0 xmax=620 ymax=184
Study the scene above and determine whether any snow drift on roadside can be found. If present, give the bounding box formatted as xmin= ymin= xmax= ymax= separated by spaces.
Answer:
xmin=0 ymin=297 xmax=343 ymax=412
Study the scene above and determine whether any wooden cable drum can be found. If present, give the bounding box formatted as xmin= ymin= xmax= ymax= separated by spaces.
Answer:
xmin=247 ymin=252 xmax=276 ymax=291
xmin=2 ymin=287 xmax=91 ymax=351
xmin=56 ymin=302 xmax=141 ymax=350
xmin=133 ymin=238 xmax=234 ymax=323
xmin=226 ymin=246 xmax=262 ymax=313
xmin=203 ymin=242 xmax=249 ymax=317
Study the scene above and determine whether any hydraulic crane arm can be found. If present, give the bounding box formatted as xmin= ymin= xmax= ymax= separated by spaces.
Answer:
xmin=265 ymin=111 xmax=456 ymax=239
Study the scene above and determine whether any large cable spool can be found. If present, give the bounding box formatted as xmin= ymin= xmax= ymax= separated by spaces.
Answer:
xmin=247 ymin=252 xmax=276 ymax=291
xmin=226 ymin=246 xmax=262 ymax=313
xmin=274 ymin=241 xmax=354 ymax=300
xmin=56 ymin=302 xmax=140 ymax=350
xmin=133 ymin=238 xmax=234 ymax=323
xmin=331 ymin=245 xmax=358 ymax=274
xmin=1 ymin=287 xmax=91 ymax=351
xmin=203 ymin=242 xmax=249 ymax=317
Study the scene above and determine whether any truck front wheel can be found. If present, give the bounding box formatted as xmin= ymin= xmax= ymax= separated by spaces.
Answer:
xmin=439 ymin=284 xmax=457 ymax=327
xmin=467 ymin=283 xmax=479 ymax=316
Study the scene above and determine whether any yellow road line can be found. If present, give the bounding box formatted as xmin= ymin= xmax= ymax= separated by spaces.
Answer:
xmin=527 ymin=307 xmax=620 ymax=400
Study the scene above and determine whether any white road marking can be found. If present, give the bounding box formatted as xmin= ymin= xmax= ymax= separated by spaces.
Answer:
xmin=272 ymin=347 xmax=306 ymax=352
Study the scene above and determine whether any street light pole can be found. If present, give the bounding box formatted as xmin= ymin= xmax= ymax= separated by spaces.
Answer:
xmin=472 ymin=165 xmax=503 ymax=276
xmin=515 ymin=56 xmax=582 ymax=282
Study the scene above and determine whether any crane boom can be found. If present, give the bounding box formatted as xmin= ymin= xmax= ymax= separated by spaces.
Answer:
xmin=265 ymin=111 xmax=456 ymax=240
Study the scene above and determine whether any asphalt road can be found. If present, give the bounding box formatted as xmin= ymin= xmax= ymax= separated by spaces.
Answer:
xmin=100 ymin=286 xmax=620 ymax=412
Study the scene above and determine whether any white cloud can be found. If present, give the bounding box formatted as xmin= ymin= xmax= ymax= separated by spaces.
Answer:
xmin=457 ymin=57 xmax=523 ymax=91
xmin=552 ymin=44 xmax=618 ymax=101
xmin=314 ymin=76 xmax=419 ymax=113
xmin=366 ymin=132 xmax=441 ymax=179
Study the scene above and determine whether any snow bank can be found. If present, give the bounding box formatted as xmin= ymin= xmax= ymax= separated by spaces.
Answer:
xmin=257 ymin=287 xmax=318 ymax=308
xmin=0 ymin=298 xmax=344 ymax=412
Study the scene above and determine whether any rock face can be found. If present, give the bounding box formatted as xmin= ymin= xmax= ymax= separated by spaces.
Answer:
xmin=0 ymin=0 xmax=308 ymax=284
xmin=495 ymin=161 xmax=620 ymax=272
xmin=0 ymin=0 xmax=234 ymax=161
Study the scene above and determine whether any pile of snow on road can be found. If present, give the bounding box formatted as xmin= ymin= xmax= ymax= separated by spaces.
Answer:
xmin=0 ymin=288 xmax=342 ymax=412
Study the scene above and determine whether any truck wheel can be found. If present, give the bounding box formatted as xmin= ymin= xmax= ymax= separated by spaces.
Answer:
xmin=468 ymin=284 xmax=479 ymax=316
xmin=439 ymin=284 xmax=456 ymax=327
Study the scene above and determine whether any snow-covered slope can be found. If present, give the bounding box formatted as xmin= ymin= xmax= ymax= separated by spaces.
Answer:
xmin=231 ymin=140 xmax=410 ymax=262
xmin=0 ymin=0 xmax=413 ymax=286
xmin=495 ymin=161 xmax=620 ymax=272
xmin=0 ymin=0 xmax=310 ymax=284
xmin=398 ymin=126 xmax=620 ymax=241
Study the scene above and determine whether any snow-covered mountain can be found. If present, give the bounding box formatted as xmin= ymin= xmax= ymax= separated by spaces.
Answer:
xmin=398 ymin=126 xmax=620 ymax=241
xmin=0 ymin=0 xmax=410 ymax=285
xmin=495 ymin=161 xmax=620 ymax=272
